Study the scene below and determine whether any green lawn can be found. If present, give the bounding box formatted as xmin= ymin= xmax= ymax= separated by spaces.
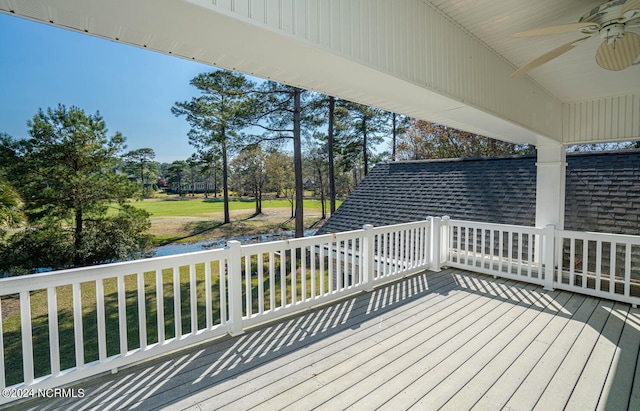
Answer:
xmin=128 ymin=198 xmax=341 ymax=219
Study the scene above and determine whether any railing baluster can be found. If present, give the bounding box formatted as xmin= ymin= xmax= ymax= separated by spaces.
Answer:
xmin=189 ymin=264 xmax=197 ymax=335
xmin=336 ymin=241 xmax=342 ymax=290
xmin=258 ymin=253 xmax=264 ymax=314
xmin=624 ymin=243 xmax=631 ymax=298
xmin=320 ymin=244 xmax=326 ymax=296
xmin=95 ymin=280 xmax=106 ymax=363
xmin=400 ymin=230 xmax=406 ymax=271
xmin=595 ymin=240 xmax=603 ymax=293
xmin=490 ymin=230 xmax=495 ymax=271
xmin=173 ymin=267 xmax=181 ymax=339
xmin=517 ymin=232 xmax=523 ymax=277
xmin=395 ymin=232 xmax=401 ymax=273
xmin=311 ymin=247 xmax=316 ymax=299
xmin=351 ymin=239 xmax=357 ymax=285
xmin=245 ymin=256 xmax=252 ymax=316
xmin=280 ymin=247 xmax=286 ymax=306
xmin=413 ymin=228 xmax=418 ymax=267
xmin=451 ymin=225 xmax=457 ymax=263
xmin=345 ymin=240 xmax=350 ymax=286
xmin=219 ymin=261 xmax=227 ymax=325
xmin=610 ymin=242 xmax=617 ymax=295
xmin=480 ymin=228 xmax=486 ymax=268
xmin=407 ymin=229 xmax=413 ymax=268
xmin=291 ymin=247 xmax=298 ymax=303
xmin=380 ymin=233 xmax=386 ymax=277
xmin=20 ymin=291 xmax=34 ymax=384
xmin=464 ymin=227 xmax=470 ymax=266
xmin=498 ymin=230 xmax=504 ymax=273
xmin=386 ymin=233 xmax=391 ymax=275
xmin=48 ymin=287 xmax=61 ymax=375
xmin=508 ymin=231 xmax=513 ymax=275
xmin=155 ymin=270 xmax=165 ymax=344
xmin=218 ymin=258 xmax=229 ymax=325
xmin=417 ymin=227 xmax=423 ymax=267
xmin=72 ymin=283 xmax=84 ymax=368
xmin=471 ymin=228 xmax=477 ymax=267
xmin=205 ymin=261 xmax=212 ymax=329
xmin=569 ymin=238 xmax=575 ymax=286
xmin=117 ymin=276 xmax=128 ymax=354
xmin=139 ymin=272 xmax=148 ymax=349
xmin=584 ymin=239 xmax=590 ymax=290
xmin=267 ymin=253 xmax=275 ymax=310
xmin=301 ymin=246 xmax=307 ymax=298
xmin=527 ymin=233 xmax=533 ymax=278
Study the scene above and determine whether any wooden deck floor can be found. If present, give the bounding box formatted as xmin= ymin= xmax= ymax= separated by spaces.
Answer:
xmin=10 ymin=268 xmax=640 ymax=411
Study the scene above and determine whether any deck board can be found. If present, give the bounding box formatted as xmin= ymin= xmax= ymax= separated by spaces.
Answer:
xmin=9 ymin=268 xmax=640 ymax=411
xmin=567 ymin=303 xmax=629 ymax=410
xmin=532 ymin=299 xmax=615 ymax=410
xmin=425 ymin=290 xmax=574 ymax=411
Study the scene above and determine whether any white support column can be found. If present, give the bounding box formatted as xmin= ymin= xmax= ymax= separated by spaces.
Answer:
xmin=535 ymin=144 xmax=566 ymax=230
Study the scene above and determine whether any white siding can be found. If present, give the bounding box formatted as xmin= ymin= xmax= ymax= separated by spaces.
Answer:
xmin=563 ymin=94 xmax=640 ymax=143
xmin=207 ymin=0 xmax=562 ymax=142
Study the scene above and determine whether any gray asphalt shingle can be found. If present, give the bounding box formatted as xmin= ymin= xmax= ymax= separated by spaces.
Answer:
xmin=318 ymin=150 xmax=640 ymax=236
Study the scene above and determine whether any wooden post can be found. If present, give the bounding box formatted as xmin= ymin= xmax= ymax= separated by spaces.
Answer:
xmin=228 ymin=241 xmax=245 ymax=336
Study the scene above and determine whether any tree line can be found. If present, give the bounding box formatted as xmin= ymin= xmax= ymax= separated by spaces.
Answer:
xmin=1 ymin=68 xmax=570 ymax=275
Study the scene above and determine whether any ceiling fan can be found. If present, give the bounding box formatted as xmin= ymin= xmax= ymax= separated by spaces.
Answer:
xmin=511 ymin=0 xmax=640 ymax=77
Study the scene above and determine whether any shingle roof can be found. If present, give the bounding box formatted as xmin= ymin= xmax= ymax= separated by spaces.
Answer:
xmin=317 ymin=150 xmax=640 ymax=236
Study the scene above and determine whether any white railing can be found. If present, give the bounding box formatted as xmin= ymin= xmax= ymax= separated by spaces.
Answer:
xmin=554 ymin=229 xmax=640 ymax=307
xmin=0 ymin=219 xmax=433 ymax=404
xmin=445 ymin=219 xmax=555 ymax=290
xmin=444 ymin=219 xmax=640 ymax=306
xmin=2 ymin=216 xmax=638 ymax=405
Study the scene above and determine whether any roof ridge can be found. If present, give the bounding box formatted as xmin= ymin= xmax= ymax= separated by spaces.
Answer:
xmin=384 ymin=148 xmax=640 ymax=165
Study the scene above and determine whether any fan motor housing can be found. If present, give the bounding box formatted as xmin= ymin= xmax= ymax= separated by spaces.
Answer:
xmin=580 ymin=0 xmax=626 ymax=33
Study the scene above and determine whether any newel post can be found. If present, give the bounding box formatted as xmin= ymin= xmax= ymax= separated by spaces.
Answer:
xmin=441 ymin=216 xmax=450 ymax=267
xmin=429 ymin=217 xmax=442 ymax=272
xmin=362 ymin=224 xmax=375 ymax=291
xmin=543 ymin=225 xmax=556 ymax=291
xmin=227 ymin=240 xmax=245 ymax=336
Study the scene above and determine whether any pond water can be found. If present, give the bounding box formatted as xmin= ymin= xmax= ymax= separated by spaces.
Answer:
xmin=153 ymin=229 xmax=318 ymax=257
xmin=0 ymin=230 xmax=319 ymax=277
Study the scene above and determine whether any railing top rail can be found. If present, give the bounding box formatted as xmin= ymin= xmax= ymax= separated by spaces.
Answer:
xmin=558 ymin=229 xmax=640 ymax=244
xmin=240 ymin=229 xmax=365 ymax=255
xmin=371 ymin=220 xmax=431 ymax=232
xmin=0 ymin=247 xmax=231 ymax=295
xmin=448 ymin=219 xmax=545 ymax=233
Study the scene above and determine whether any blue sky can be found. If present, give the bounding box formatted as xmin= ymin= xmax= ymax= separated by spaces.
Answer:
xmin=0 ymin=13 xmax=222 ymax=163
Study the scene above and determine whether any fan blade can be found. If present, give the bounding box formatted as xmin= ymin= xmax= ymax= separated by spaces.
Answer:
xmin=512 ymin=22 xmax=599 ymax=38
xmin=595 ymin=32 xmax=640 ymax=70
xmin=621 ymin=0 xmax=640 ymax=19
xmin=512 ymin=37 xmax=591 ymax=78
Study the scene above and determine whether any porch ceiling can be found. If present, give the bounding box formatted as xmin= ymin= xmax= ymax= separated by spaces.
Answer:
xmin=1 ymin=0 xmax=638 ymax=146
xmin=430 ymin=0 xmax=640 ymax=103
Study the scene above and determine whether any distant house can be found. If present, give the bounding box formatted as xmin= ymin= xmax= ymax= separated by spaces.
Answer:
xmin=318 ymin=150 xmax=640 ymax=236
